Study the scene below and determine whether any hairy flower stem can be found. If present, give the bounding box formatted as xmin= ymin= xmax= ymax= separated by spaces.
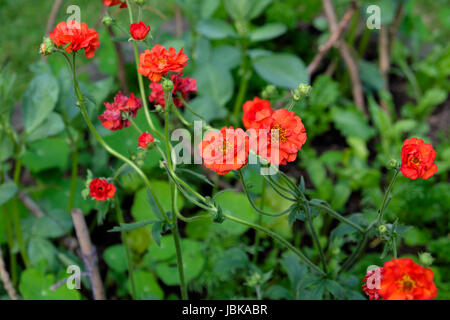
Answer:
xmin=115 ymin=198 xmax=136 ymax=299
xmin=252 ymin=179 xmax=265 ymax=264
xmin=224 ymin=213 xmax=325 ymax=276
xmin=377 ymin=169 xmax=399 ymax=225
xmin=305 ymin=204 xmax=328 ymax=274
xmin=66 ymin=53 xmax=169 ymax=224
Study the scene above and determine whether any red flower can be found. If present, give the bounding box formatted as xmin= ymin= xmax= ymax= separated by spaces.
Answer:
xmin=199 ymin=126 xmax=249 ymax=175
xmin=149 ymin=74 xmax=197 ymax=108
xmin=362 ymin=267 xmax=384 ymax=300
xmin=89 ymin=178 xmax=116 ymax=201
xmin=49 ymin=21 xmax=100 ymax=59
xmin=249 ymin=109 xmax=307 ymax=165
xmin=400 ymin=137 xmax=437 ymax=179
xmin=242 ymin=97 xmax=273 ymax=130
xmin=130 ymin=21 xmax=150 ymax=40
xmin=378 ymin=258 xmax=437 ymax=300
xmin=103 ymin=0 xmax=127 ymax=8
xmin=138 ymin=44 xmax=188 ymax=83
xmin=98 ymin=92 xmax=142 ymax=131
xmin=138 ymin=132 xmax=154 ymax=149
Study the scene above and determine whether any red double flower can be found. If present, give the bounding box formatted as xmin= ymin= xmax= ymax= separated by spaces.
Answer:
xmin=138 ymin=44 xmax=188 ymax=83
xmin=98 ymin=92 xmax=142 ymax=131
xmin=362 ymin=258 xmax=437 ymax=300
xmin=89 ymin=178 xmax=116 ymax=201
xmin=199 ymin=126 xmax=249 ymax=175
xmin=242 ymin=97 xmax=307 ymax=165
xmin=130 ymin=21 xmax=150 ymax=40
xmin=103 ymin=0 xmax=127 ymax=8
xmin=138 ymin=132 xmax=154 ymax=149
xmin=400 ymin=137 xmax=437 ymax=179
xmin=149 ymin=74 xmax=197 ymax=108
xmin=49 ymin=21 xmax=100 ymax=58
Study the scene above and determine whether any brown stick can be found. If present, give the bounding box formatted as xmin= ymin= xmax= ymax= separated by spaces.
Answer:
xmin=5 ymin=176 xmax=43 ymax=218
xmin=71 ymin=209 xmax=106 ymax=300
xmin=307 ymin=4 xmax=356 ymax=75
xmin=0 ymin=246 xmax=18 ymax=300
xmin=322 ymin=0 xmax=366 ymax=114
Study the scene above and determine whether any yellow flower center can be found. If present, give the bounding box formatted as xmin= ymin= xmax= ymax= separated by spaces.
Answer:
xmin=271 ymin=124 xmax=287 ymax=143
xmin=397 ymin=274 xmax=417 ymax=292
xmin=411 ymin=156 xmax=420 ymax=165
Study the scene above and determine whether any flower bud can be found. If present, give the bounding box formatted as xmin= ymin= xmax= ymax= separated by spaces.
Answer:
xmin=133 ymin=0 xmax=146 ymax=5
xmin=378 ymin=224 xmax=387 ymax=234
xmin=419 ymin=252 xmax=434 ymax=266
xmin=298 ymin=83 xmax=311 ymax=96
xmin=261 ymin=85 xmax=277 ymax=99
xmin=389 ymin=159 xmax=399 ymax=168
xmin=292 ymin=89 xmax=301 ymax=101
xmin=102 ymin=15 xmax=114 ymax=27
xmin=162 ymin=78 xmax=174 ymax=92
xmin=154 ymin=105 xmax=163 ymax=112
xmin=39 ymin=37 xmax=55 ymax=56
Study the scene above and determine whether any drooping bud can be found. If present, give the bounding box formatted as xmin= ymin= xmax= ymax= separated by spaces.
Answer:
xmin=39 ymin=37 xmax=55 ymax=56
xmin=419 ymin=252 xmax=434 ymax=266
xmin=389 ymin=159 xmax=399 ymax=168
xmin=292 ymin=88 xmax=301 ymax=101
xmin=133 ymin=0 xmax=146 ymax=5
xmin=102 ymin=15 xmax=114 ymax=27
xmin=162 ymin=78 xmax=174 ymax=92
xmin=378 ymin=224 xmax=387 ymax=234
xmin=298 ymin=83 xmax=311 ymax=96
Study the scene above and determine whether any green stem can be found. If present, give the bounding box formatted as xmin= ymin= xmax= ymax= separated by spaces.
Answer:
xmin=231 ymin=38 xmax=251 ymax=126
xmin=224 ymin=213 xmax=325 ymax=276
xmin=305 ymin=204 xmax=328 ymax=273
xmin=11 ymin=159 xmax=30 ymax=268
xmin=340 ymin=232 xmax=369 ymax=273
xmin=68 ymin=53 xmax=169 ymax=224
xmin=239 ymin=169 xmax=293 ymax=217
xmin=125 ymin=0 xmax=134 ymax=23
xmin=308 ymin=202 xmax=365 ymax=233
xmin=252 ymin=179 xmax=265 ymax=263
xmin=115 ymin=197 xmax=136 ymax=299
xmin=377 ymin=169 xmax=399 ymax=225
xmin=68 ymin=144 xmax=78 ymax=213
xmin=171 ymin=182 xmax=188 ymax=299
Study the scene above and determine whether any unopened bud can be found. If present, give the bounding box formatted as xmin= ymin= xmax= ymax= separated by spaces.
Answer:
xmin=162 ymin=78 xmax=174 ymax=92
xmin=298 ymin=83 xmax=311 ymax=96
xmin=261 ymin=85 xmax=277 ymax=99
xmin=292 ymin=89 xmax=301 ymax=101
xmin=133 ymin=0 xmax=146 ymax=5
xmin=102 ymin=15 xmax=114 ymax=27
xmin=40 ymin=37 xmax=55 ymax=56
xmin=419 ymin=252 xmax=434 ymax=266
xmin=378 ymin=224 xmax=387 ymax=234
xmin=155 ymin=105 xmax=163 ymax=112
xmin=389 ymin=159 xmax=399 ymax=168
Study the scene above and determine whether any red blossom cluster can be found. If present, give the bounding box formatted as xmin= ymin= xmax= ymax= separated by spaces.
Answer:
xmin=138 ymin=132 xmax=154 ymax=149
xmin=149 ymin=74 xmax=197 ymax=108
xmin=49 ymin=21 xmax=100 ymax=58
xmin=243 ymin=97 xmax=307 ymax=165
xmin=138 ymin=44 xmax=188 ymax=83
xmin=400 ymin=137 xmax=438 ymax=179
xmin=362 ymin=258 xmax=437 ymax=300
xmin=98 ymin=92 xmax=142 ymax=131
xmin=89 ymin=178 xmax=116 ymax=201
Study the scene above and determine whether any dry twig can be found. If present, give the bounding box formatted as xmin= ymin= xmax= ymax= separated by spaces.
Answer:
xmin=0 ymin=246 xmax=19 ymax=300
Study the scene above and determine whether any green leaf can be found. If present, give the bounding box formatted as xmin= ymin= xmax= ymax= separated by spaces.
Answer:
xmin=28 ymin=238 xmax=57 ymax=271
xmin=213 ymin=190 xmax=258 ymax=235
xmin=196 ymin=19 xmax=236 ymax=39
xmin=131 ymin=181 xmax=184 ymax=222
xmin=22 ymin=73 xmax=59 ymax=133
xmin=0 ymin=136 xmax=13 ymax=162
xmin=98 ymin=31 xmax=118 ymax=76
xmin=25 ymin=112 xmax=64 ymax=142
xmin=210 ymin=45 xmax=241 ymax=70
xmin=130 ymin=270 xmax=164 ymax=300
xmin=213 ymin=248 xmax=249 ymax=276
xmin=415 ymin=88 xmax=447 ymax=117
xmin=109 ymin=219 xmax=158 ymax=232
xmin=252 ymin=53 xmax=309 ymax=89
xmin=200 ymin=0 xmax=220 ymax=18
xmin=225 ymin=0 xmax=273 ymax=21
xmin=309 ymin=75 xmax=340 ymax=109
xmin=331 ymin=107 xmax=375 ymax=141
xmin=0 ymin=182 xmax=17 ymax=206
xmin=26 ymin=209 xmax=72 ymax=239
xmin=358 ymin=60 xmax=385 ymax=91
xmin=22 ymin=137 xmax=70 ymax=172
xmin=184 ymin=96 xmax=228 ymax=122
xmin=250 ymin=23 xmax=287 ymax=42
xmin=19 ymin=268 xmax=80 ymax=300
xmin=103 ymin=245 xmax=128 ymax=273
xmin=152 ymin=221 xmax=162 ymax=247
xmin=193 ymin=64 xmax=234 ymax=106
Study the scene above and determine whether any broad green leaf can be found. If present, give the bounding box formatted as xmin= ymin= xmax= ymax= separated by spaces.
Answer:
xmin=25 ymin=209 xmax=73 ymax=239
xmin=22 ymin=137 xmax=70 ymax=172
xmin=26 ymin=112 xmax=64 ymax=142
xmin=210 ymin=45 xmax=241 ymax=70
xmin=358 ymin=60 xmax=385 ymax=91
xmin=28 ymin=238 xmax=57 ymax=271
xmin=131 ymin=181 xmax=184 ymax=222
xmin=250 ymin=23 xmax=287 ymax=42
xmin=22 ymin=73 xmax=59 ymax=133
xmin=213 ymin=190 xmax=258 ymax=235
xmin=104 ymin=245 xmax=128 ymax=273
xmin=19 ymin=268 xmax=80 ymax=300
xmin=98 ymin=31 xmax=118 ymax=76
xmin=200 ymin=0 xmax=220 ymax=18
xmin=183 ymin=96 xmax=228 ymax=122
xmin=130 ymin=270 xmax=164 ymax=300
xmin=0 ymin=182 xmax=17 ymax=206
xmin=309 ymin=75 xmax=340 ymax=109
xmin=252 ymin=53 xmax=309 ymax=89
xmin=213 ymin=248 xmax=249 ymax=276
xmin=196 ymin=19 xmax=236 ymax=39
xmin=193 ymin=63 xmax=234 ymax=106
xmin=225 ymin=0 xmax=272 ymax=21
xmin=331 ymin=107 xmax=375 ymax=141
xmin=0 ymin=136 xmax=13 ymax=162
